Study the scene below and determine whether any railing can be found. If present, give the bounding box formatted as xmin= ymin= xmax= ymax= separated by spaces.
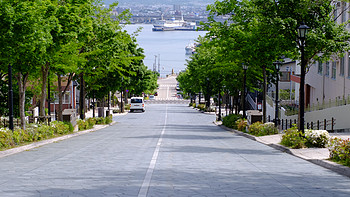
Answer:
xmin=0 ymin=116 xmax=52 ymax=128
xmin=246 ymin=93 xmax=257 ymax=110
xmin=267 ymin=116 xmax=336 ymax=132
xmin=281 ymin=95 xmax=350 ymax=116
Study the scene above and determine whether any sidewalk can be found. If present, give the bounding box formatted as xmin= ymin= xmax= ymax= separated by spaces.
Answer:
xmin=216 ymin=122 xmax=350 ymax=178
xmin=0 ymin=109 xmax=128 ymax=159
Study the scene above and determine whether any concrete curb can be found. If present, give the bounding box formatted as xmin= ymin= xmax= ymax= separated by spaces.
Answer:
xmin=215 ymin=121 xmax=350 ymax=178
xmin=0 ymin=121 xmax=117 ymax=159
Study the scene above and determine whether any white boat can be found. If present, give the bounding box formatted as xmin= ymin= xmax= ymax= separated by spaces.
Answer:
xmin=185 ymin=42 xmax=196 ymax=55
xmin=153 ymin=15 xmax=196 ymax=31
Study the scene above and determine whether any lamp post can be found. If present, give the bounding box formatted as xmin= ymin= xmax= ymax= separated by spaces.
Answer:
xmin=273 ymin=60 xmax=282 ymax=127
xmin=242 ymin=63 xmax=248 ymax=119
xmin=8 ymin=64 xmax=13 ymax=131
xmin=297 ymin=22 xmax=310 ymax=133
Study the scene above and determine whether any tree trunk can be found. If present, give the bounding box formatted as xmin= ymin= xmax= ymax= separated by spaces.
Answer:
xmin=263 ymin=65 xmax=267 ymax=123
xmin=57 ymin=74 xmax=63 ymax=121
xmin=79 ymin=73 xmax=85 ymax=119
xmin=40 ymin=64 xmax=49 ymax=116
xmin=16 ymin=72 xmax=28 ymax=130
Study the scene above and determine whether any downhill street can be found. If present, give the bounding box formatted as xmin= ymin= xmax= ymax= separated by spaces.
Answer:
xmin=0 ymin=104 xmax=350 ymax=196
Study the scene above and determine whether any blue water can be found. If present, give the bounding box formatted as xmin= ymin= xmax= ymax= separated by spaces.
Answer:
xmin=123 ymin=24 xmax=207 ymax=77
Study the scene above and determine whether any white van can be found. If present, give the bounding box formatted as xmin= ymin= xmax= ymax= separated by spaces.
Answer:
xmin=130 ymin=97 xmax=145 ymax=112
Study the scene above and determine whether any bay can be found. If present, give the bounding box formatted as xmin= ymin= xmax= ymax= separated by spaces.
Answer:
xmin=123 ymin=24 xmax=207 ymax=77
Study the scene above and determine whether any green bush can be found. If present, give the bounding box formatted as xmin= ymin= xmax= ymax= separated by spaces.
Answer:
xmin=236 ymin=119 xmax=247 ymax=132
xmin=248 ymin=121 xmax=264 ymax=135
xmin=124 ymin=105 xmax=130 ymax=110
xmin=329 ymin=138 xmax=350 ymax=166
xmin=86 ymin=118 xmax=96 ymax=129
xmin=105 ymin=115 xmax=113 ymax=124
xmin=304 ymin=129 xmax=330 ymax=148
xmin=196 ymin=104 xmax=205 ymax=111
xmin=51 ymin=121 xmax=70 ymax=135
xmin=95 ymin=117 xmax=105 ymax=124
xmin=64 ymin=121 xmax=74 ymax=132
xmin=280 ymin=127 xmax=306 ymax=149
xmin=222 ymin=114 xmax=242 ymax=129
xmin=260 ymin=122 xmax=278 ymax=136
xmin=0 ymin=128 xmax=14 ymax=148
xmin=77 ymin=119 xmax=87 ymax=131
xmin=248 ymin=122 xmax=279 ymax=136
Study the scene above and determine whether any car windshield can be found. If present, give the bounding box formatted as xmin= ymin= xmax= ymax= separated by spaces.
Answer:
xmin=131 ymin=98 xmax=143 ymax=103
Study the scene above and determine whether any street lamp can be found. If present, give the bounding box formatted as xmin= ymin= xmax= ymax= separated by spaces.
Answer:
xmin=273 ymin=60 xmax=283 ymax=127
xmin=242 ymin=63 xmax=248 ymax=119
xmin=297 ymin=22 xmax=310 ymax=133
xmin=8 ymin=64 xmax=13 ymax=131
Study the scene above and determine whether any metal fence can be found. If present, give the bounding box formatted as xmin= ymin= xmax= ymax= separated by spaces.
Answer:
xmin=268 ymin=116 xmax=336 ymax=132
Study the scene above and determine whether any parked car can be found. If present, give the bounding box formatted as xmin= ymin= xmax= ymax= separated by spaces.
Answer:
xmin=149 ymin=95 xmax=155 ymax=100
xmin=130 ymin=97 xmax=145 ymax=112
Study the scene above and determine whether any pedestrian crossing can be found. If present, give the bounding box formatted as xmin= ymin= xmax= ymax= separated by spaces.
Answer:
xmin=145 ymin=99 xmax=190 ymax=104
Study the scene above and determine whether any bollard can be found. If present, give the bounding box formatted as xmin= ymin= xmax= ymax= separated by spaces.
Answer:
xmin=324 ymin=119 xmax=327 ymax=130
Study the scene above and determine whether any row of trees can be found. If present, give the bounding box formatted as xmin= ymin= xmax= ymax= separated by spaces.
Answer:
xmin=0 ymin=0 xmax=158 ymax=129
xmin=178 ymin=0 xmax=350 ymax=129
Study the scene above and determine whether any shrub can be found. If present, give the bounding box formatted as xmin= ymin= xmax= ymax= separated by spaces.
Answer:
xmin=105 ymin=115 xmax=113 ymax=124
xmin=12 ymin=128 xmax=30 ymax=145
xmin=77 ymin=119 xmax=87 ymax=131
xmin=260 ymin=122 xmax=279 ymax=136
xmin=329 ymin=138 xmax=350 ymax=166
xmin=95 ymin=117 xmax=105 ymax=125
xmin=51 ymin=121 xmax=70 ymax=135
xmin=0 ymin=127 xmax=14 ymax=148
xmin=304 ymin=129 xmax=330 ymax=148
xmin=280 ymin=127 xmax=306 ymax=149
xmin=64 ymin=121 xmax=74 ymax=132
xmin=222 ymin=114 xmax=242 ymax=129
xmin=236 ymin=119 xmax=247 ymax=132
xmin=86 ymin=118 xmax=96 ymax=129
xmin=124 ymin=105 xmax=130 ymax=110
xmin=197 ymin=104 xmax=205 ymax=111
xmin=36 ymin=124 xmax=53 ymax=140
xmin=248 ymin=121 xmax=264 ymax=136
xmin=112 ymin=109 xmax=119 ymax=113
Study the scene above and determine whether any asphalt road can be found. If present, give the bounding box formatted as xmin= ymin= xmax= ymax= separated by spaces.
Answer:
xmin=1 ymin=104 xmax=350 ymax=197
xmin=156 ymin=75 xmax=178 ymax=100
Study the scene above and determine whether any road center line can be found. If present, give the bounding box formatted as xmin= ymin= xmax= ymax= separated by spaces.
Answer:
xmin=138 ymin=105 xmax=168 ymax=197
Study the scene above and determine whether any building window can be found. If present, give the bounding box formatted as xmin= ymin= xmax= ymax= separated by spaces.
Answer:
xmin=325 ymin=61 xmax=330 ymax=77
xmin=318 ymin=61 xmax=323 ymax=75
xmin=52 ymin=92 xmax=71 ymax=104
xmin=340 ymin=56 xmax=345 ymax=76
xmin=280 ymin=71 xmax=290 ymax=82
xmin=332 ymin=61 xmax=337 ymax=79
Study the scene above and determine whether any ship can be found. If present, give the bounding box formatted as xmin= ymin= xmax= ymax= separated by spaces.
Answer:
xmin=185 ymin=42 xmax=196 ymax=55
xmin=152 ymin=15 xmax=197 ymax=31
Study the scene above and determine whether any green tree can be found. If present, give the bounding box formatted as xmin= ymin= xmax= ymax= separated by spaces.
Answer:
xmin=0 ymin=0 xmax=56 ymax=129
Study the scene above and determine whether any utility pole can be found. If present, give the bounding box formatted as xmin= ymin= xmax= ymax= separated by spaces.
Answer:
xmin=158 ymin=54 xmax=160 ymax=73
xmin=153 ymin=55 xmax=157 ymax=72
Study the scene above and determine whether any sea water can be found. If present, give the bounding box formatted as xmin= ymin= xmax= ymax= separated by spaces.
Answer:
xmin=123 ymin=24 xmax=207 ymax=77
